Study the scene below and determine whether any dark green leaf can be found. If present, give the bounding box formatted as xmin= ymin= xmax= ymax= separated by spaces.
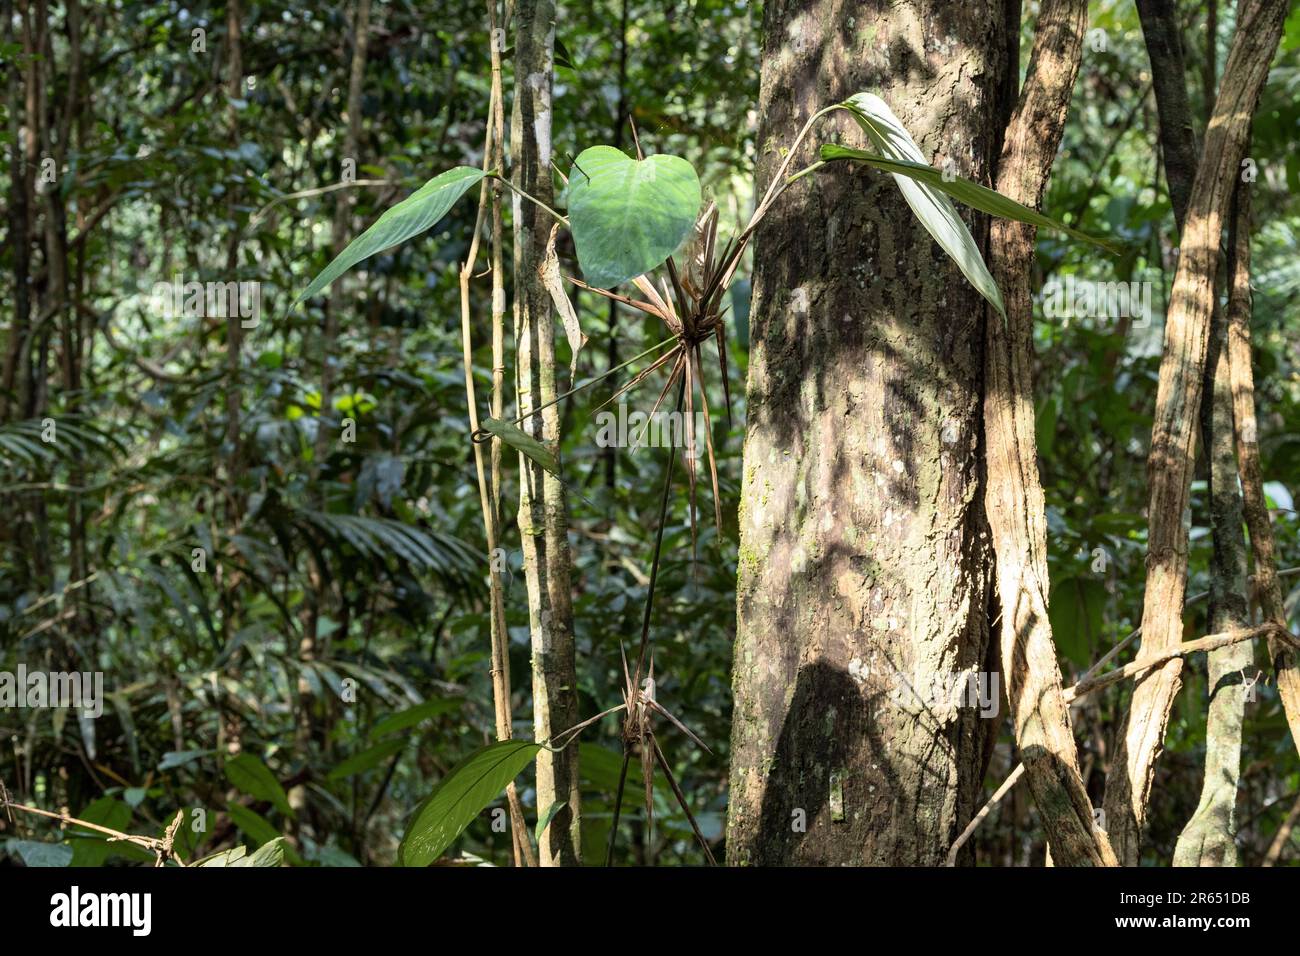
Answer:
xmin=399 ymin=740 xmax=542 ymax=866
xmin=369 ymin=699 xmax=460 ymax=740
xmin=224 ymin=753 xmax=294 ymax=817
xmin=327 ymin=738 xmax=405 ymax=782
xmin=228 ymin=803 xmax=281 ymax=847
xmin=480 ymin=417 xmax=561 ymax=478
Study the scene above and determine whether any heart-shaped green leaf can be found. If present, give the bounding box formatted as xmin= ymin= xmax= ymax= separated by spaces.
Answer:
xmin=296 ymin=166 xmax=485 ymax=303
xmin=399 ymin=740 xmax=542 ymax=867
xmin=567 ymin=146 xmax=701 ymax=288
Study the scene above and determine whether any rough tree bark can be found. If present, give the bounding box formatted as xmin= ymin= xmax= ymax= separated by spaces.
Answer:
xmin=982 ymin=0 xmax=1116 ymax=867
xmin=1102 ymin=0 xmax=1287 ymax=865
xmin=1139 ymin=0 xmax=1252 ymax=867
xmin=728 ymin=0 xmax=1007 ymax=865
xmin=511 ymin=0 xmax=581 ymax=866
xmin=1224 ymin=188 xmax=1300 ymax=758
xmin=1172 ymin=227 xmax=1250 ymax=867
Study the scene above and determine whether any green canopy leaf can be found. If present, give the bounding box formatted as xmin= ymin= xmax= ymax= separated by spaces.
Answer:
xmin=327 ymin=738 xmax=405 ymax=782
xmin=567 ymin=146 xmax=701 ymax=288
xmin=399 ymin=740 xmax=542 ymax=866
xmin=224 ymin=753 xmax=294 ymax=817
xmin=296 ymin=166 xmax=485 ymax=303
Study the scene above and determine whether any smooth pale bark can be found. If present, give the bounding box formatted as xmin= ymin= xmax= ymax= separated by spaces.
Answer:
xmin=983 ymin=0 xmax=1116 ymax=867
xmin=728 ymin=0 xmax=1008 ymax=865
xmin=1102 ymin=0 xmax=1288 ymax=865
xmin=511 ymin=0 xmax=580 ymax=866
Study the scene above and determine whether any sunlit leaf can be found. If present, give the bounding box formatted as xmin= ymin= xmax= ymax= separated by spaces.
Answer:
xmin=567 ymin=146 xmax=701 ymax=288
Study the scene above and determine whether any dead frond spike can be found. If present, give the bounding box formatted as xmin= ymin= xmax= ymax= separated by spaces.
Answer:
xmin=650 ymin=733 xmax=718 ymax=866
xmin=646 ymin=697 xmax=712 ymax=755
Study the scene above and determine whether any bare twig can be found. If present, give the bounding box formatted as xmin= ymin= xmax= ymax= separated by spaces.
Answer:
xmin=1 ymin=786 xmax=188 ymax=867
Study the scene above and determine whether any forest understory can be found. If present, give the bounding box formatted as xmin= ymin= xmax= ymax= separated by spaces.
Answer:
xmin=2 ymin=0 xmax=1300 ymax=876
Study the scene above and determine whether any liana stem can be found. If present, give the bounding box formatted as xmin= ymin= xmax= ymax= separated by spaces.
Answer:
xmin=487 ymin=170 xmax=568 ymax=226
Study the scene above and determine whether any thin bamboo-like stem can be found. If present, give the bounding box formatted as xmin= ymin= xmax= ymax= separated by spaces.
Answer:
xmin=486 ymin=0 xmax=508 ymax=536
xmin=651 ymin=732 xmax=717 ymax=865
xmin=458 ymin=23 xmax=534 ymax=867
xmin=606 ymin=750 xmax=632 ymax=867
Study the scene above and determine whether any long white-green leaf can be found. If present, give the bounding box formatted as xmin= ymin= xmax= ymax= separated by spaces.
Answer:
xmin=535 ymin=800 xmax=566 ymax=844
xmin=820 ymin=145 xmax=1116 ymax=252
xmin=832 ymin=92 xmax=1005 ymax=317
xmin=296 ymin=166 xmax=485 ymax=303
xmin=399 ymin=740 xmax=542 ymax=866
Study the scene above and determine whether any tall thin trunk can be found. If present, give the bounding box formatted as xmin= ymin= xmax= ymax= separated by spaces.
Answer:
xmin=1102 ymin=0 xmax=1287 ymax=865
xmin=2 ymin=0 xmax=31 ymax=425
xmin=1140 ymin=0 xmax=1253 ymax=867
xmin=1224 ymin=187 xmax=1300 ymax=762
xmin=311 ymin=0 xmax=371 ymax=483
xmin=728 ymin=0 xmax=1007 ymax=865
xmin=510 ymin=0 xmax=580 ymax=866
xmin=983 ymin=0 xmax=1116 ymax=867
xmin=1173 ymin=205 xmax=1250 ymax=866
xmin=1136 ymin=0 xmax=1198 ymax=237
xmin=219 ymin=0 xmax=245 ymax=759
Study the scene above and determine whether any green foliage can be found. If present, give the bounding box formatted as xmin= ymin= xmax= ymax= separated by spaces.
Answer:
xmin=224 ymin=754 xmax=294 ymax=818
xmin=297 ymin=167 xmax=486 ymax=302
xmin=398 ymin=741 xmax=543 ymax=866
xmin=5 ymin=0 xmax=1298 ymax=872
xmin=566 ymin=146 xmax=702 ymax=287
xmin=479 ymin=417 xmax=561 ymax=477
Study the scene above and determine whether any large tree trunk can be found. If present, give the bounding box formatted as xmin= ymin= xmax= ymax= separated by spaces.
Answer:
xmin=727 ymin=0 xmax=1008 ymax=865
xmin=511 ymin=0 xmax=581 ymax=866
